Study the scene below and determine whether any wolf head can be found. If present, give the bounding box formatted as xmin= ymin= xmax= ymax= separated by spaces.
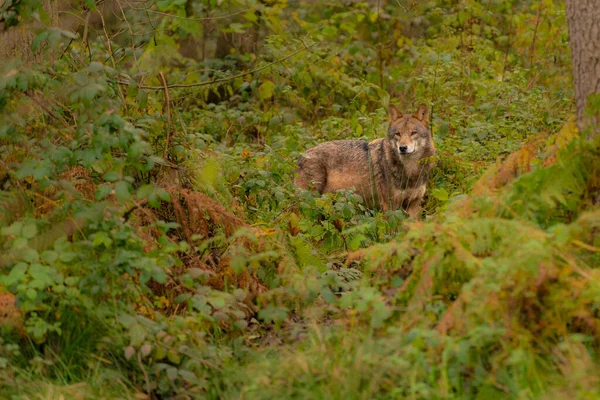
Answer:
xmin=386 ymin=103 xmax=433 ymax=157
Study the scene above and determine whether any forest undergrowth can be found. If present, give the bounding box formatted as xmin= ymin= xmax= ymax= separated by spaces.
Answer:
xmin=0 ymin=0 xmax=599 ymax=399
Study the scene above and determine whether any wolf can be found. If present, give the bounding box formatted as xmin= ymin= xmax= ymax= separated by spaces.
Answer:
xmin=294 ymin=103 xmax=435 ymax=218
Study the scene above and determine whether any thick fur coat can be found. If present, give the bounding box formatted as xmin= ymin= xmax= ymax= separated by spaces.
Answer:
xmin=294 ymin=103 xmax=436 ymax=218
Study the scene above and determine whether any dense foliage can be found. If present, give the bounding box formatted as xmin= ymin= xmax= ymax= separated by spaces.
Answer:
xmin=0 ymin=0 xmax=599 ymax=398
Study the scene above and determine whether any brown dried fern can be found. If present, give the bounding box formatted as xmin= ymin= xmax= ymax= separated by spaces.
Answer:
xmin=168 ymin=188 xmax=245 ymax=244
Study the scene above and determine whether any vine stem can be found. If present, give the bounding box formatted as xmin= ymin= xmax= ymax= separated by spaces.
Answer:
xmin=116 ymin=41 xmax=313 ymax=91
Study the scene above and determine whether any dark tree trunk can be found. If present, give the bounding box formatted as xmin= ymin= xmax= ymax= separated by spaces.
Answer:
xmin=565 ymin=0 xmax=600 ymax=137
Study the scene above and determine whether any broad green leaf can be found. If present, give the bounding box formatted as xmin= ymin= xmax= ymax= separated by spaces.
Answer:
xmin=167 ymin=349 xmax=181 ymax=365
xmin=118 ymin=314 xmax=137 ymax=329
xmin=129 ymin=324 xmax=146 ymax=347
xmin=26 ymin=288 xmax=37 ymax=300
xmin=103 ymin=171 xmax=119 ymax=182
xmin=32 ymin=31 xmax=49 ymax=51
xmin=95 ymin=184 xmax=112 ymax=200
xmin=432 ymin=187 xmax=449 ymax=201
xmin=115 ymin=181 xmax=131 ymax=202
xmin=152 ymin=267 xmax=167 ymax=284
xmin=2 ymin=262 xmax=28 ymax=286
xmin=2 ymin=221 xmax=23 ymax=237
xmin=22 ymin=223 xmax=37 ymax=239
xmin=21 ymin=248 xmax=39 ymax=263
xmin=258 ymin=80 xmax=275 ymax=101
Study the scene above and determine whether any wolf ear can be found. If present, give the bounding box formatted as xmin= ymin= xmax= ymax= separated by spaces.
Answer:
xmin=415 ymin=103 xmax=429 ymax=127
xmin=388 ymin=104 xmax=402 ymax=123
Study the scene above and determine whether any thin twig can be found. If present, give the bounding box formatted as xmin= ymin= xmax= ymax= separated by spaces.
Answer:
xmin=376 ymin=0 xmax=384 ymax=88
xmin=116 ymin=0 xmax=142 ymax=71
xmin=137 ymin=351 xmax=151 ymax=396
xmin=98 ymin=6 xmax=127 ymax=105
xmin=28 ymin=93 xmax=73 ymax=132
xmin=83 ymin=11 xmax=92 ymax=62
xmin=121 ymin=0 xmax=251 ymax=21
xmin=117 ymin=41 xmax=313 ymax=91
xmin=529 ymin=4 xmax=544 ymax=68
xmin=158 ymin=72 xmax=173 ymax=159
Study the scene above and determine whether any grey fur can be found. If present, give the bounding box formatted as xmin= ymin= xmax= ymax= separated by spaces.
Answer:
xmin=294 ymin=104 xmax=436 ymax=217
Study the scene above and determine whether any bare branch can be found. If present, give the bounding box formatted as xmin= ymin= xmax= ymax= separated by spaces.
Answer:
xmin=121 ymin=0 xmax=253 ymax=21
xmin=118 ymin=41 xmax=313 ymax=91
xmin=159 ymin=72 xmax=173 ymax=159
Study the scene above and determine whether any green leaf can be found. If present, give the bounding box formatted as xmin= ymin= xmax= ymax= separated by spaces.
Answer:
xmin=32 ymin=31 xmax=49 ymax=52
xmin=12 ymin=237 xmax=27 ymax=250
xmin=29 ymin=264 xmax=52 ymax=286
xmin=21 ymin=248 xmax=39 ymax=263
xmin=1 ymin=221 xmax=23 ymax=237
xmin=136 ymin=89 xmax=148 ymax=109
xmin=432 ymin=187 xmax=449 ymax=202
xmin=156 ymin=188 xmax=171 ymax=202
xmin=17 ymin=76 xmax=28 ymax=92
xmin=26 ymin=288 xmax=37 ymax=300
xmin=84 ymin=0 xmax=98 ymax=10
xmin=136 ymin=184 xmax=154 ymax=200
xmin=258 ymin=80 xmax=275 ymax=101
xmin=153 ymin=346 xmax=166 ymax=360
xmin=129 ymin=324 xmax=146 ymax=347
xmin=349 ymin=234 xmax=366 ymax=251
xmin=87 ymin=62 xmax=104 ymax=73
xmin=103 ymin=171 xmax=119 ymax=182
xmin=115 ymin=181 xmax=131 ymax=202
xmin=199 ymin=158 xmax=219 ymax=187
xmin=15 ymin=160 xmax=36 ymax=179
xmin=64 ymin=277 xmax=79 ymax=286
xmin=167 ymin=349 xmax=181 ymax=365
xmin=60 ymin=251 xmax=77 ymax=263
xmin=118 ymin=314 xmax=137 ymax=329
xmin=321 ymin=288 xmax=336 ymax=303
xmin=208 ymin=295 xmax=226 ymax=310
xmin=22 ymin=223 xmax=37 ymax=239
xmin=178 ymin=369 xmax=197 ymax=382
xmin=152 ymin=267 xmax=167 ymax=284
xmin=355 ymin=123 xmax=363 ymax=136
xmin=95 ymin=184 xmax=112 ymax=200
xmin=2 ymin=262 xmax=28 ymax=286
xmin=32 ymin=160 xmax=52 ymax=181
xmin=230 ymin=254 xmax=247 ymax=274
xmin=92 ymin=231 xmax=113 ymax=248
xmin=166 ymin=366 xmax=178 ymax=380
xmin=227 ymin=23 xmax=246 ymax=34
xmin=73 ymin=82 xmax=105 ymax=103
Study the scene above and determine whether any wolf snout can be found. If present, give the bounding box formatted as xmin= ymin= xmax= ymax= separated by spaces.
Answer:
xmin=399 ymin=145 xmax=408 ymax=153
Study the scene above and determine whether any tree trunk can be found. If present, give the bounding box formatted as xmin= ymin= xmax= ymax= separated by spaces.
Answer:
xmin=565 ymin=0 xmax=600 ymax=137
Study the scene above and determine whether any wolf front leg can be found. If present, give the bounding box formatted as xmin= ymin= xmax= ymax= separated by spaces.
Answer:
xmin=376 ymin=183 xmax=390 ymax=212
xmin=406 ymin=199 xmax=421 ymax=219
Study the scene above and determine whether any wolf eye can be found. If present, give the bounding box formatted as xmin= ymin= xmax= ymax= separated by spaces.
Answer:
xmin=410 ymin=131 xmax=418 ymax=136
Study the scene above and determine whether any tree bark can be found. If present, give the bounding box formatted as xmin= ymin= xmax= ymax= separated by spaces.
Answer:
xmin=565 ymin=0 xmax=600 ymax=137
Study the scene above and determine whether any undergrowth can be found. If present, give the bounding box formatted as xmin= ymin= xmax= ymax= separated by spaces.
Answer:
xmin=1 ymin=0 xmax=599 ymax=399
